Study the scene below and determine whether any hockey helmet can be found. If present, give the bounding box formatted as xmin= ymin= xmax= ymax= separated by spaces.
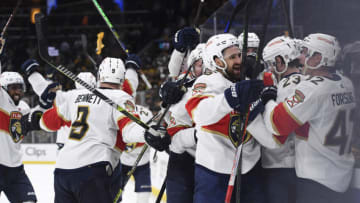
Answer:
xmin=204 ymin=33 xmax=240 ymax=72
xmin=98 ymin=57 xmax=126 ymax=85
xmin=0 ymin=71 xmax=26 ymax=92
xmin=75 ymin=72 xmax=97 ymax=89
xmin=262 ymin=36 xmax=301 ymax=75
xmin=302 ymin=33 xmax=341 ymax=69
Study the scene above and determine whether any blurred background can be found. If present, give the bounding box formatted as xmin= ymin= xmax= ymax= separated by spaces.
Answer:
xmin=0 ymin=0 xmax=359 ymax=143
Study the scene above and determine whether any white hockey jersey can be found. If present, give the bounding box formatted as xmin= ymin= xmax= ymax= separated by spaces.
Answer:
xmin=0 ymin=89 xmax=29 ymax=167
xmin=185 ymin=71 xmax=260 ymax=174
xmin=167 ymin=89 xmax=197 ymax=156
xmin=263 ymin=74 xmax=356 ymax=192
xmin=120 ymin=105 xmax=153 ymax=166
xmin=40 ymin=88 xmax=145 ymax=170
xmin=261 ymin=73 xmax=306 ymax=168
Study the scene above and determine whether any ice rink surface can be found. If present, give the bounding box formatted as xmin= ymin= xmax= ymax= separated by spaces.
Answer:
xmin=0 ymin=150 xmax=168 ymax=203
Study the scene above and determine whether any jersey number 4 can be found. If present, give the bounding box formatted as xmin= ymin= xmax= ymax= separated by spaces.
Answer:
xmin=69 ymin=106 xmax=89 ymax=140
xmin=324 ymin=109 xmax=355 ymax=155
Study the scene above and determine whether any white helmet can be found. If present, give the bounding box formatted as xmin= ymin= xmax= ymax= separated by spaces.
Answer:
xmin=98 ymin=57 xmax=126 ymax=84
xmin=302 ymin=33 xmax=341 ymax=69
xmin=0 ymin=72 xmax=26 ymax=92
xmin=75 ymin=72 xmax=96 ymax=89
xmin=238 ymin=32 xmax=260 ymax=50
xmin=204 ymin=33 xmax=239 ymax=72
xmin=262 ymin=36 xmax=300 ymax=74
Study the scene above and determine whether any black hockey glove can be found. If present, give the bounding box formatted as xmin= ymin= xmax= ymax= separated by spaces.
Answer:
xmin=21 ymin=59 xmax=40 ymax=76
xmin=159 ymin=80 xmax=186 ymax=105
xmin=144 ymin=125 xmax=171 ymax=152
xmin=224 ymin=80 xmax=264 ymax=114
xmin=173 ymin=27 xmax=200 ymax=53
xmin=39 ymin=82 xmax=61 ymax=109
xmin=125 ymin=54 xmax=141 ymax=71
xmin=260 ymin=86 xmax=277 ymax=105
xmin=248 ymin=98 xmax=265 ymax=122
xmin=21 ymin=110 xmax=43 ymax=136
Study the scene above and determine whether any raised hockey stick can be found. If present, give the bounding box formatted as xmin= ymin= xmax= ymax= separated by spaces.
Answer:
xmin=81 ymin=34 xmax=97 ymax=69
xmin=224 ymin=0 xmax=249 ymax=33
xmin=35 ymin=13 xmax=150 ymax=131
xmin=0 ymin=0 xmax=22 ymax=57
xmin=1 ymin=0 xmax=22 ymax=38
xmin=280 ymin=0 xmax=294 ymax=38
xmin=91 ymin=0 xmax=152 ymax=90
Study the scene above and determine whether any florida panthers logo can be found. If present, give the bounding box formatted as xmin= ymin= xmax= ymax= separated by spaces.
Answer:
xmin=125 ymin=143 xmax=137 ymax=153
xmin=9 ymin=111 xmax=24 ymax=143
xmin=229 ymin=113 xmax=252 ymax=147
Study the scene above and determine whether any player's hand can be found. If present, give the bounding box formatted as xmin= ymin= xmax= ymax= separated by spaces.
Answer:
xmin=159 ymin=80 xmax=186 ymax=106
xmin=248 ymin=98 xmax=265 ymax=122
xmin=21 ymin=110 xmax=43 ymax=135
xmin=39 ymin=82 xmax=61 ymax=109
xmin=21 ymin=59 xmax=40 ymax=76
xmin=144 ymin=125 xmax=171 ymax=151
xmin=224 ymin=80 xmax=264 ymax=113
xmin=260 ymin=86 xmax=277 ymax=105
xmin=125 ymin=54 xmax=141 ymax=71
xmin=173 ymin=27 xmax=200 ymax=53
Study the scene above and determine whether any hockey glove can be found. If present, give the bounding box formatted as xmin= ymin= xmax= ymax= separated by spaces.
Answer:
xmin=125 ymin=54 xmax=141 ymax=71
xmin=173 ymin=27 xmax=200 ymax=53
xmin=248 ymin=98 xmax=265 ymax=122
xmin=144 ymin=125 xmax=171 ymax=152
xmin=224 ymin=80 xmax=264 ymax=113
xmin=21 ymin=110 xmax=43 ymax=136
xmin=39 ymin=82 xmax=61 ymax=109
xmin=159 ymin=80 xmax=186 ymax=105
xmin=260 ymin=86 xmax=277 ymax=105
xmin=21 ymin=59 xmax=40 ymax=76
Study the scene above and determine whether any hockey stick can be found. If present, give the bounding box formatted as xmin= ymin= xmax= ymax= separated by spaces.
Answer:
xmin=81 ymin=34 xmax=97 ymax=69
xmin=0 ymin=0 xmax=22 ymax=57
xmin=91 ymin=0 xmax=152 ymax=90
xmin=224 ymin=0 xmax=249 ymax=33
xmin=112 ymin=112 xmax=160 ymax=203
xmin=193 ymin=0 xmax=205 ymax=28
xmin=1 ymin=0 xmax=22 ymax=38
xmin=280 ymin=0 xmax=295 ymax=38
xmin=35 ymin=13 xmax=150 ymax=131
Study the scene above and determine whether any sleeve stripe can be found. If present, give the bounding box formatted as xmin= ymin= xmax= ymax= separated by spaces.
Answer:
xmin=41 ymin=105 xmax=71 ymax=131
xmin=185 ymin=95 xmax=209 ymax=119
xmin=272 ymin=134 xmax=289 ymax=145
xmin=122 ymin=79 xmax=134 ymax=96
xmin=272 ymin=103 xmax=302 ymax=135
xmin=167 ymin=125 xmax=190 ymax=137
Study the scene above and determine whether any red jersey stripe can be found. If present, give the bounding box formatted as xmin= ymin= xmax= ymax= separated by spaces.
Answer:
xmin=272 ymin=103 xmax=302 ymax=135
xmin=185 ymin=96 xmax=209 ymax=119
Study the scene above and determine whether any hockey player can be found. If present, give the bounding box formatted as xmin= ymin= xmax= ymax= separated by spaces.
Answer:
xmin=261 ymin=33 xmax=356 ymax=203
xmin=155 ymin=42 xmax=205 ymax=203
xmin=22 ymin=57 xmax=148 ymax=203
xmin=55 ymin=72 xmax=97 ymax=151
xmin=119 ymin=105 xmax=153 ymax=203
xmin=184 ymin=33 xmax=264 ymax=203
xmin=238 ymin=32 xmax=260 ymax=55
xmin=0 ymin=71 xmax=37 ymax=202
xmin=250 ymin=36 xmax=304 ymax=203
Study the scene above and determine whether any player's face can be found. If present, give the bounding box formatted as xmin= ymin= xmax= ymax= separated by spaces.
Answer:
xmin=7 ymin=83 xmax=24 ymax=105
xmin=223 ymin=46 xmax=242 ymax=81
xmin=275 ymin=56 xmax=286 ymax=73
xmin=298 ymin=47 xmax=308 ymax=66
xmin=193 ymin=59 xmax=203 ymax=78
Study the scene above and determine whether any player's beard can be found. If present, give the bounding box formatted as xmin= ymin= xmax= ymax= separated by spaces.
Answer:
xmin=226 ymin=64 xmax=243 ymax=82
xmin=10 ymin=93 xmax=21 ymax=105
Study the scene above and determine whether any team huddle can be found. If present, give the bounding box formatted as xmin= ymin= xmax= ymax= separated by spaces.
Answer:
xmin=0 ymin=25 xmax=358 ymax=203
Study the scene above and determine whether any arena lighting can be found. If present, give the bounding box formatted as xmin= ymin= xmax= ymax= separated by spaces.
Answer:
xmin=30 ymin=8 xmax=41 ymax=24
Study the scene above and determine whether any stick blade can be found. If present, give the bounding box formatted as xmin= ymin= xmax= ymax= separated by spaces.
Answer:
xmin=35 ymin=12 xmax=51 ymax=62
